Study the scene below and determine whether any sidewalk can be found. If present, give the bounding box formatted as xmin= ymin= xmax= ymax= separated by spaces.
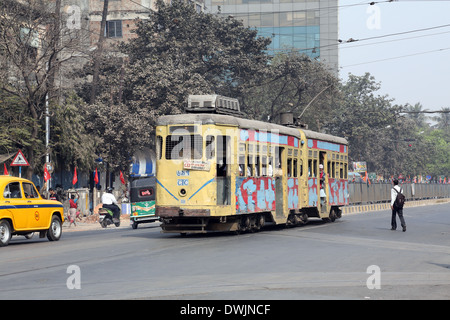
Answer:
xmin=62 ymin=215 xmax=131 ymax=232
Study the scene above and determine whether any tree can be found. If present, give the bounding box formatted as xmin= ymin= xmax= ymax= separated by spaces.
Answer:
xmin=120 ymin=0 xmax=272 ymax=115
xmin=75 ymin=0 xmax=273 ymax=171
xmin=0 ymin=89 xmax=30 ymax=154
xmin=90 ymin=0 xmax=109 ymax=104
xmin=327 ymin=73 xmax=402 ymax=174
xmin=403 ymin=102 xmax=429 ymax=128
xmin=50 ymin=93 xmax=99 ymax=171
xmin=242 ymin=51 xmax=340 ymax=130
xmin=423 ymin=129 xmax=450 ymax=176
xmin=82 ymin=100 xmax=154 ymax=173
xmin=0 ymin=0 xmax=88 ymax=178
xmin=432 ymin=107 xmax=450 ymax=131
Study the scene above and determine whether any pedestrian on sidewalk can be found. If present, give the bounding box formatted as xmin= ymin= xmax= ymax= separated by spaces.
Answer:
xmin=391 ymin=178 xmax=406 ymax=232
xmin=68 ymin=192 xmax=79 ymax=227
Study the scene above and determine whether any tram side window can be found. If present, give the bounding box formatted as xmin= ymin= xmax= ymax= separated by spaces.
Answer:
xmin=275 ymin=147 xmax=283 ymax=169
xmin=327 ymin=161 xmax=331 ymax=179
xmin=255 ymin=156 xmax=260 ymax=177
xmin=216 ymin=135 xmax=230 ymax=177
xmin=308 ymin=159 xmax=317 ymax=177
xmin=340 ymin=163 xmax=343 ymax=179
xmin=268 ymin=157 xmax=273 ymax=176
xmin=287 ymin=158 xmax=292 ymax=177
xmin=247 ymin=155 xmax=253 ymax=176
xmin=308 ymin=159 xmax=312 ymax=177
xmin=239 ymin=143 xmax=246 ymax=176
xmin=332 ymin=161 xmax=336 ymax=178
xmin=293 ymin=159 xmax=298 ymax=177
xmin=206 ymin=135 xmax=215 ymax=159
xmin=261 ymin=156 xmax=267 ymax=176
xmin=299 ymin=159 xmax=303 ymax=177
xmin=239 ymin=155 xmax=245 ymax=176
xmin=314 ymin=160 xmax=318 ymax=177
xmin=156 ymin=136 xmax=162 ymax=160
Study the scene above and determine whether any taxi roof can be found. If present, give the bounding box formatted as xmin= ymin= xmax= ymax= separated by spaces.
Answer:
xmin=0 ymin=176 xmax=33 ymax=186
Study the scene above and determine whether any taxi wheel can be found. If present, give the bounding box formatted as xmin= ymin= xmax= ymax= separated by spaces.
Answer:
xmin=0 ymin=220 xmax=12 ymax=247
xmin=47 ymin=215 xmax=62 ymax=241
xmin=24 ymin=233 xmax=34 ymax=239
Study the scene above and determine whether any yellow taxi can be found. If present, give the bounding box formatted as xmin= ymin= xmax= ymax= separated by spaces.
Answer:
xmin=0 ymin=176 xmax=64 ymax=247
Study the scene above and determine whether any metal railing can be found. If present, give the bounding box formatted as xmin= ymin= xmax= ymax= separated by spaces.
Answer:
xmin=348 ymin=182 xmax=450 ymax=205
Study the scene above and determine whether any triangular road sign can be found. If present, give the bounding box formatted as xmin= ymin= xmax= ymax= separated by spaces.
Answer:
xmin=10 ymin=149 xmax=30 ymax=166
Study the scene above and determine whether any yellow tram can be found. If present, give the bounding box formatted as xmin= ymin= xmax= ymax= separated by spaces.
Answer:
xmin=155 ymin=95 xmax=349 ymax=234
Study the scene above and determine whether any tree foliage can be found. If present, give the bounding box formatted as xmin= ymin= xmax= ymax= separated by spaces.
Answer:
xmin=242 ymin=51 xmax=340 ymax=130
xmin=328 ymin=73 xmax=449 ymax=178
xmin=0 ymin=0 xmax=89 ymax=178
xmin=328 ymin=73 xmax=400 ymax=172
xmin=75 ymin=0 xmax=273 ymax=170
xmin=1 ymin=0 xmax=448 ymax=180
xmin=120 ymin=0 xmax=272 ymax=113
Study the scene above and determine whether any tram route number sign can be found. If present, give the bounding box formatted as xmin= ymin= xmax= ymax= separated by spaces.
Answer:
xmin=183 ymin=160 xmax=210 ymax=171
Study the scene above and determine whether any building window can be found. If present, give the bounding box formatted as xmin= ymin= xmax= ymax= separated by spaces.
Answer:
xmin=105 ymin=20 xmax=122 ymax=38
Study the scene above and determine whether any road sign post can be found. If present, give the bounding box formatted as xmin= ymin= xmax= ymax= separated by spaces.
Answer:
xmin=10 ymin=149 xmax=30 ymax=177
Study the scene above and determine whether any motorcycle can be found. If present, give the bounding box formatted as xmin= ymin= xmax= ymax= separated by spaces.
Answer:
xmin=98 ymin=207 xmax=121 ymax=228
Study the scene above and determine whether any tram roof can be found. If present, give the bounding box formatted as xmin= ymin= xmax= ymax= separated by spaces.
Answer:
xmin=157 ymin=113 xmax=348 ymax=145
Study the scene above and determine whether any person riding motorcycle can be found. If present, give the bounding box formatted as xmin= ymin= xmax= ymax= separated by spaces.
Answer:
xmin=101 ymin=187 xmax=120 ymax=223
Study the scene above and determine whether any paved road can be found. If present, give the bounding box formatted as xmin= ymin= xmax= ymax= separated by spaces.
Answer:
xmin=0 ymin=202 xmax=449 ymax=300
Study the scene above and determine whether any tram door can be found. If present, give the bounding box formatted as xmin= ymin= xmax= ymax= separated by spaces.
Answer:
xmin=216 ymin=135 xmax=231 ymax=205
xmin=275 ymin=147 xmax=285 ymax=218
xmin=319 ymin=151 xmax=328 ymax=214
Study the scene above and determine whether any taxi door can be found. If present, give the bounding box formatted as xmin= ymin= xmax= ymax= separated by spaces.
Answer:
xmin=3 ymin=181 xmax=30 ymax=230
xmin=22 ymin=182 xmax=47 ymax=228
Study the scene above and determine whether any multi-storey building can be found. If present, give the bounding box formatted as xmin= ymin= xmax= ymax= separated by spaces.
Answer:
xmin=204 ymin=0 xmax=339 ymax=73
xmin=87 ymin=0 xmax=205 ymax=47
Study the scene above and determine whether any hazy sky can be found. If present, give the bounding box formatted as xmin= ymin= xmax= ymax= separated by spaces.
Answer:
xmin=338 ymin=0 xmax=450 ymax=111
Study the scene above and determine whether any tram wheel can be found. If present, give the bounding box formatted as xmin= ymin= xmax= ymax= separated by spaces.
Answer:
xmin=237 ymin=216 xmax=250 ymax=233
xmin=255 ymin=214 xmax=264 ymax=230
xmin=329 ymin=209 xmax=337 ymax=222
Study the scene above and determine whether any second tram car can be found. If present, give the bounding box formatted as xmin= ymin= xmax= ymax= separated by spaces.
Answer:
xmin=156 ymin=95 xmax=348 ymax=234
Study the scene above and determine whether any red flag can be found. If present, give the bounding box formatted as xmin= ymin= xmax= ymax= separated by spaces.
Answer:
xmin=3 ymin=163 xmax=8 ymax=175
xmin=72 ymin=167 xmax=78 ymax=185
xmin=94 ymin=168 xmax=99 ymax=185
xmin=119 ymin=170 xmax=125 ymax=184
xmin=44 ymin=166 xmax=51 ymax=182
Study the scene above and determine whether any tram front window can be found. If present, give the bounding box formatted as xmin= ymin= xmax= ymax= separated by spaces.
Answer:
xmin=166 ymin=135 xmax=203 ymax=160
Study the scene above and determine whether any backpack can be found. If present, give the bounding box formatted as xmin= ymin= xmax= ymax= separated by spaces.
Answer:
xmin=393 ymin=187 xmax=405 ymax=208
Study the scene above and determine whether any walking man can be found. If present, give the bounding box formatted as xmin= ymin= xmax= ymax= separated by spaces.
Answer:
xmin=391 ymin=178 xmax=406 ymax=232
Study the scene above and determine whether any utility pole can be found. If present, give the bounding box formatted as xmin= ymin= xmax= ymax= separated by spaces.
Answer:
xmin=91 ymin=0 xmax=109 ymax=103
xmin=42 ymin=0 xmax=61 ymax=186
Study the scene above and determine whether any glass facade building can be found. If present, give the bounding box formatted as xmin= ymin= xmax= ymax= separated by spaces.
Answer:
xmin=205 ymin=0 xmax=338 ymax=73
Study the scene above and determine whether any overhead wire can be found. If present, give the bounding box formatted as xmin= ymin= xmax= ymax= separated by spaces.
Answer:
xmin=341 ymin=47 xmax=450 ymax=68
xmin=98 ymin=0 xmax=450 ymax=68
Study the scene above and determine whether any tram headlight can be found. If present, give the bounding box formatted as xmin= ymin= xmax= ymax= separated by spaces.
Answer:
xmin=179 ymin=188 xmax=187 ymax=197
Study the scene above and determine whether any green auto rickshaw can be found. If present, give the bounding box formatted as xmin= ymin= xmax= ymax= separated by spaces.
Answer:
xmin=130 ymin=176 xmax=158 ymax=229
